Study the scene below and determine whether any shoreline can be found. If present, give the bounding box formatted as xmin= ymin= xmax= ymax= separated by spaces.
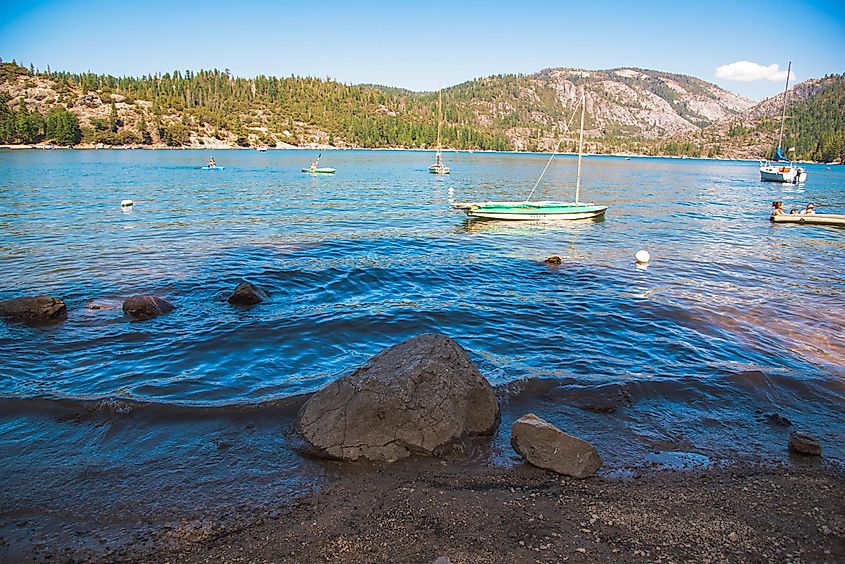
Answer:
xmin=18 ymin=458 xmax=844 ymax=562
xmin=1 ymin=143 xmax=835 ymax=164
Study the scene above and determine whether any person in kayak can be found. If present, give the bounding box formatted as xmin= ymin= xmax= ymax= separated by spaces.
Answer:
xmin=208 ymin=157 xmax=216 ymax=168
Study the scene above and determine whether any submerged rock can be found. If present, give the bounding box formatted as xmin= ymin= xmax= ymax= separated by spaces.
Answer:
xmin=548 ymin=382 xmax=633 ymax=412
xmin=122 ymin=295 xmax=174 ymax=321
xmin=0 ymin=295 xmax=67 ymax=323
xmin=764 ymin=412 xmax=792 ymax=427
xmin=544 ymin=255 xmax=562 ymax=265
xmin=511 ymin=413 xmax=602 ymax=478
xmin=227 ymin=281 xmax=268 ymax=305
xmin=788 ymin=432 xmax=822 ymax=456
xmin=294 ymin=333 xmax=499 ymax=462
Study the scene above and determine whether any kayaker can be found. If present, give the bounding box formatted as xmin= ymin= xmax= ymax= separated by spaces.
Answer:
xmin=801 ymin=203 xmax=816 ymax=215
xmin=208 ymin=157 xmax=216 ymax=168
xmin=770 ymin=201 xmax=786 ymax=217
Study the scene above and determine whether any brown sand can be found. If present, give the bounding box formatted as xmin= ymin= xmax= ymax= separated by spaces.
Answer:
xmin=96 ymin=459 xmax=845 ymax=563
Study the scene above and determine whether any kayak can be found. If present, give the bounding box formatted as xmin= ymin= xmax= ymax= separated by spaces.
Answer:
xmin=302 ymin=167 xmax=336 ymax=174
xmin=771 ymin=213 xmax=845 ymax=227
xmin=202 ymin=166 xmax=224 ymax=170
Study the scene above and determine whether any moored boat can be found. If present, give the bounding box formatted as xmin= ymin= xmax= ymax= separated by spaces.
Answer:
xmin=453 ymin=93 xmax=607 ymax=221
xmin=429 ymin=91 xmax=450 ymax=174
xmin=759 ymin=62 xmax=807 ymax=184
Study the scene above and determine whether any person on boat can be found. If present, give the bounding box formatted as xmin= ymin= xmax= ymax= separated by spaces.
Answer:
xmin=208 ymin=157 xmax=216 ymax=168
xmin=801 ymin=203 xmax=816 ymax=215
xmin=770 ymin=201 xmax=786 ymax=217
xmin=789 ymin=208 xmax=800 ymax=215
xmin=310 ymin=161 xmax=318 ymax=171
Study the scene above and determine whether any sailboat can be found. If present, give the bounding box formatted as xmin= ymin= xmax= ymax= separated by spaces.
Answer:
xmin=759 ymin=61 xmax=807 ymax=184
xmin=452 ymin=94 xmax=607 ymax=220
xmin=429 ymin=91 xmax=450 ymax=174
xmin=302 ymin=153 xmax=336 ymax=174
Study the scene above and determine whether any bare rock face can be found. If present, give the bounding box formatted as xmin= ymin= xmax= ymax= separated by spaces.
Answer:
xmin=511 ymin=413 xmax=602 ymax=478
xmin=122 ymin=295 xmax=174 ymax=321
xmin=295 ymin=333 xmax=499 ymax=462
xmin=227 ymin=281 xmax=268 ymax=305
xmin=788 ymin=432 xmax=822 ymax=456
xmin=0 ymin=296 xmax=67 ymax=323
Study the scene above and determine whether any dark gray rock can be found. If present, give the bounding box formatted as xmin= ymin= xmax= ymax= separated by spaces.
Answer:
xmin=511 ymin=413 xmax=602 ymax=478
xmin=294 ymin=333 xmax=499 ymax=462
xmin=788 ymin=432 xmax=822 ymax=456
xmin=227 ymin=281 xmax=268 ymax=305
xmin=0 ymin=296 xmax=67 ymax=323
xmin=765 ymin=412 xmax=792 ymax=427
xmin=548 ymin=382 xmax=633 ymax=412
xmin=544 ymin=255 xmax=562 ymax=265
xmin=122 ymin=295 xmax=174 ymax=321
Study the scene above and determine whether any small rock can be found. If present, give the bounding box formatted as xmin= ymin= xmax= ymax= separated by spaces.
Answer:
xmin=510 ymin=413 xmax=603 ymax=478
xmin=433 ymin=557 xmax=452 ymax=564
xmin=548 ymin=382 xmax=633 ymax=412
xmin=788 ymin=432 xmax=822 ymax=456
xmin=227 ymin=281 xmax=269 ymax=306
xmin=0 ymin=296 xmax=67 ymax=323
xmin=122 ymin=295 xmax=174 ymax=321
xmin=728 ymin=532 xmax=738 ymax=542
xmin=764 ymin=412 xmax=792 ymax=426
xmin=544 ymin=255 xmax=562 ymax=265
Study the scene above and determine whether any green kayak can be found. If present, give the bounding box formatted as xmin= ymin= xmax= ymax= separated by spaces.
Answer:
xmin=302 ymin=167 xmax=336 ymax=174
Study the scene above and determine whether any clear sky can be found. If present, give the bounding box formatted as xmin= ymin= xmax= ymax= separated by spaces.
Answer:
xmin=1 ymin=0 xmax=843 ymax=100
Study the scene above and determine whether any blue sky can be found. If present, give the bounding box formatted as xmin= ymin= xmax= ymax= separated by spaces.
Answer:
xmin=1 ymin=0 xmax=843 ymax=100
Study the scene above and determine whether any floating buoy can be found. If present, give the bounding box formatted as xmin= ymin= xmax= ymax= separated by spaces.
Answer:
xmin=635 ymin=250 xmax=650 ymax=264
xmin=120 ymin=199 xmax=134 ymax=208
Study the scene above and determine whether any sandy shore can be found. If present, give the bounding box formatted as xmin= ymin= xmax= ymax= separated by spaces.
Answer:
xmin=85 ymin=459 xmax=844 ymax=563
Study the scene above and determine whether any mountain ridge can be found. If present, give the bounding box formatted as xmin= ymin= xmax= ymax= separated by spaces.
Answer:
xmin=1 ymin=60 xmax=842 ymax=162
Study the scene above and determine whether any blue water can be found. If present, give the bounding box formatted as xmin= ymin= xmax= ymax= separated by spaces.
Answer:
xmin=1 ymin=149 xmax=843 ymax=405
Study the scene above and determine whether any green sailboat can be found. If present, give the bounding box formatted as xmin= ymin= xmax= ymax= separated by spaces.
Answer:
xmin=453 ymin=94 xmax=607 ymax=220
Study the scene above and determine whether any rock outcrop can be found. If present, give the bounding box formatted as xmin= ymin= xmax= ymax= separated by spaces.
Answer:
xmin=511 ymin=413 xmax=602 ymax=478
xmin=122 ymin=295 xmax=174 ymax=321
xmin=788 ymin=432 xmax=822 ymax=456
xmin=227 ymin=281 xmax=269 ymax=305
xmin=294 ymin=333 xmax=499 ymax=462
xmin=0 ymin=296 xmax=67 ymax=323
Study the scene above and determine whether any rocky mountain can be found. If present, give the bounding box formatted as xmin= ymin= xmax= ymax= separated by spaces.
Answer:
xmin=1 ymin=60 xmax=842 ymax=162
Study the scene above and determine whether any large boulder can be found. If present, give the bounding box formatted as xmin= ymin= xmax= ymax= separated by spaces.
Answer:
xmin=511 ymin=413 xmax=602 ymax=478
xmin=122 ymin=295 xmax=174 ymax=321
xmin=295 ymin=333 xmax=499 ymax=462
xmin=0 ymin=296 xmax=67 ymax=323
xmin=227 ymin=281 xmax=268 ymax=305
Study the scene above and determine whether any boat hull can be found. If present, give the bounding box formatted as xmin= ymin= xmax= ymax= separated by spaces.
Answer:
xmin=760 ymin=164 xmax=807 ymax=183
xmin=429 ymin=165 xmax=450 ymax=174
xmin=302 ymin=168 xmax=336 ymax=174
xmin=454 ymin=201 xmax=608 ymax=221
xmin=771 ymin=213 xmax=845 ymax=227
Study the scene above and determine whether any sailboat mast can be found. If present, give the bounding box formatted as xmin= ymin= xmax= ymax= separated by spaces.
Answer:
xmin=575 ymin=94 xmax=585 ymax=205
xmin=776 ymin=61 xmax=792 ymax=152
xmin=436 ymin=91 xmax=443 ymax=158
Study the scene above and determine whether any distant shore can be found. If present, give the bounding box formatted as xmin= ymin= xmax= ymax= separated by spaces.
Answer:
xmin=2 ymin=143 xmax=832 ymax=164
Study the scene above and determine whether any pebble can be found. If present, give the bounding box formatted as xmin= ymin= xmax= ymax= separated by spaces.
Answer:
xmin=728 ymin=532 xmax=738 ymax=542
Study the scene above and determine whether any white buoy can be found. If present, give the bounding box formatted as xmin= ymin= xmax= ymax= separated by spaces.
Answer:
xmin=635 ymin=250 xmax=650 ymax=264
xmin=120 ymin=199 xmax=134 ymax=208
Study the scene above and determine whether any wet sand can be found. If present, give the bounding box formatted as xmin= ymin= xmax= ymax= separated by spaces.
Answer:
xmin=97 ymin=460 xmax=845 ymax=563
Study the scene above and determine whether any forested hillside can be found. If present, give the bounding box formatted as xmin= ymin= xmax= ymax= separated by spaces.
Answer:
xmin=1 ymin=59 xmax=843 ymax=162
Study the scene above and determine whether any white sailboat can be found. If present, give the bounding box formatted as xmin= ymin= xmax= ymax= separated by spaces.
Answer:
xmin=429 ymin=91 xmax=450 ymax=174
xmin=760 ymin=61 xmax=807 ymax=184
xmin=452 ymin=93 xmax=608 ymax=220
